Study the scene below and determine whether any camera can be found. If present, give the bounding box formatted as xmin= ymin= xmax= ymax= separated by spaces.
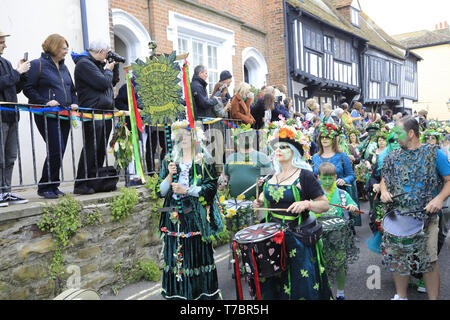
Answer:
xmin=107 ymin=51 xmax=126 ymax=63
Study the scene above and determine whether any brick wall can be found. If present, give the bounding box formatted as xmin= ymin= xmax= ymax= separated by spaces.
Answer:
xmin=111 ymin=0 xmax=288 ymax=89
xmin=263 ymin=0 xmax=287 ymax=87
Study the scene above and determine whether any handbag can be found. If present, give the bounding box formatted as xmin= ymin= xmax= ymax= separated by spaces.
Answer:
xmin=88 ymin=166 xmax=119 ymax=192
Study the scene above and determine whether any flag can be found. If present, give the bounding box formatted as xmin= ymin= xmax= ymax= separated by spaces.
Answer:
xmin=126 ymin=70 xmax=146 ymax=183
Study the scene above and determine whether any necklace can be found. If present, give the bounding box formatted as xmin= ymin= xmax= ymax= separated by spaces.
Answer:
xmin=276 ymin=168 xmax=299 ymax=185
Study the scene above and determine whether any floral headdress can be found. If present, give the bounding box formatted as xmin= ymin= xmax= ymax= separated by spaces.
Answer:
xmin=171 ymin=119 xmax=206 ymax=143
xmin=420 ymin=128 xmax=444 ymax=143
xmin=267 ymin=119 xmax=311 ymax=160
xmin=318 ymin=123 xmax=341 ymax=139
xmin=346 ymin=128 xmax=360 ymax=141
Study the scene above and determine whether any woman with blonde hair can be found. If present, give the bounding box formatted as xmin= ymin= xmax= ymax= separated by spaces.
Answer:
xmin=230 ymin=82 xmax=255 ymax=125
xmin=322 ymin=103 xmax=334 ymax=124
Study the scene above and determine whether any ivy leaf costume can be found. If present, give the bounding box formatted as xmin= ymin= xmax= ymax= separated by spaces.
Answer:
xmin=155 ymin=156 xmax=223 ymax=300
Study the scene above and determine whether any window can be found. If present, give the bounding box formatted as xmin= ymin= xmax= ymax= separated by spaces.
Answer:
xmin=351 ymin=8 xmax=360 ymax=27
xmin=207 ymin=45 xmax=218 ymax=93
xmin=370 ymin=58 xmax=382 ymax=82
xmin=192 ymin=41 xmax=204 ymax=68
xmin=390 ymin=62 xmax=399 ymax=84
xmin=178 ymin=36 xmax=220 ymax=95
xmin=334 ymin=38 xmax=351 ymax=62
xmin=405 ymin=60 xmax=415 ymax=81
xmin=324 ymin=36 xmax=333 ymax=53
xmin=304 ymin=26 xmax=322 ymax=52
xmin=178 ymin=38 xmax=188 ymax=55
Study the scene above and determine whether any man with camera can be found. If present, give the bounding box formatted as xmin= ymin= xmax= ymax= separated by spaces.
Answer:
xmin=0 ymin=29 xmax=30 ymax=206
xmin=72 ymin=40 xmax=120 ymax=194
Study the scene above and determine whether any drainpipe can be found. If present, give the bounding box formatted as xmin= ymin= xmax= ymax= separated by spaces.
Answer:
xmin=282 ymin=0 xmax=293 ymax=98
xmin=147 ymin=0 xmax=153 ymax=40
xmin=80 ymin=0 xmax=89 ymax=50
xmin=359 ymin=43 xmax=369 ymax=104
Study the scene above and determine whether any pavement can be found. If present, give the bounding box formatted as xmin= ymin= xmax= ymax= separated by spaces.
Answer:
xmin=102 ymin=200 xmax=450 ymax=300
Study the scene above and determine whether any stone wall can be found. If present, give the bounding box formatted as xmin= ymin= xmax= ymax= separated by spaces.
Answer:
xmin=0 ymin=187 xmax=162 ymax=300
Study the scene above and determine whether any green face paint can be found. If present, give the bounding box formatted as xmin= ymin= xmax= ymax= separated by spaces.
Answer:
xmin=275 ymin=142 xmax=293 ymax=161
xmin=392 ymin=125 xmax=407 ymax=142
xmin=319 ymin=174 xmax=336 ymax=190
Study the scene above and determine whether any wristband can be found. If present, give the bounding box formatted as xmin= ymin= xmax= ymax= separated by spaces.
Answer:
xmin=305 ymin=200 xmax=311 ymax=210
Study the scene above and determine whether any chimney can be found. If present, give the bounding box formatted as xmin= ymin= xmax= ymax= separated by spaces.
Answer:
xmin=435 ymin=21 xmax=449 ymax=30
xmin=334 ymin=1 xmax=353 ymax=23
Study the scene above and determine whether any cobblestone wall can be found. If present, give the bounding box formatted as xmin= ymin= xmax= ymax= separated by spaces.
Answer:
xmin=0 ymin=187 xmax=162 ymax=300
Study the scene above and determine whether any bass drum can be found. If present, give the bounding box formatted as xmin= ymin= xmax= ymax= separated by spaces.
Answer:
xmin=53 ymin=288 xmax=101 ymax=300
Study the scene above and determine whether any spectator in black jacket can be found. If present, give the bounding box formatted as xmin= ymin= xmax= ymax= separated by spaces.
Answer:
xmin=0 ymin=29 xmax=30 ymax=206
xmin=24 ymin=34 xmax=78 ymax=199
xmin=191 ymin=65 xmax=219 ymax=120
xmin=72 ymin=40 xmax=119 ymax=195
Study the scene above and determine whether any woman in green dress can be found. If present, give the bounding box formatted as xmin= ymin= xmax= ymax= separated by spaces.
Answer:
xmin=253 ymin=120 xmax=333 ymax=300
xmin=155 ymin=120 xmax=223 ymax=300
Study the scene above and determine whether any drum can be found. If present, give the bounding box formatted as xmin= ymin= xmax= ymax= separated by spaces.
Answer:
xmin=318 ymin=214 xmax=359 ymax=280
xmin=233 ymin=223 xmax=286 ymax=278
xmin=381 ymin=210 xmax=430 ymax=275
xmin=382 ymin=210 xmax=424 ymax=247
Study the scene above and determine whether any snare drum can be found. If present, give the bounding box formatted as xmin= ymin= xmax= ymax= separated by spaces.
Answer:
xmin=318 ymin=214 xmax=359 ymax=280
xmin=381 ymin=210 xmax=430 ymax=275
xmin=233 ymin=223 xmax=286 ymax=278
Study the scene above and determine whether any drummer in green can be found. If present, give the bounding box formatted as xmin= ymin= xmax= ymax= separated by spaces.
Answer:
xmin=316 ymin=162 xmax=360 ymax=300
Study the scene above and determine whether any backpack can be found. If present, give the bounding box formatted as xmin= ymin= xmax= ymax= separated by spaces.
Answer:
xmin=88 ymin=166 xmax=119 ymax=192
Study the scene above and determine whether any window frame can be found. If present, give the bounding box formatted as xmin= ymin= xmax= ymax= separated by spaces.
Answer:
xmin=351 ymin=8 xmax=360 ymax=27
xmin=177 ymin=33 xmax=220 ymax=95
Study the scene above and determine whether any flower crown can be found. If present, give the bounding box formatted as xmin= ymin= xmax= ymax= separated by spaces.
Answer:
xmin=268 ymin=120 xmax=311 ymax=160
xmin=319 ymin=123 xmax=341 ymax=139
xmin=420 ymin=128 xmax=444 ymax=143
xmin=171 ymin=120 xmax=206 ymax=142
xmin=346 ymin=128 xmax=360 ymax=139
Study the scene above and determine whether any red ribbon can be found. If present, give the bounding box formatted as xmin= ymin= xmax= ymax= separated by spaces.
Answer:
xmin=129 ymin=77 xmax=144 ymax=133
xmin=182 ymin=59 xmax=195 ymax=129
xmin=251 ymin=248 xmax=262 ymax=300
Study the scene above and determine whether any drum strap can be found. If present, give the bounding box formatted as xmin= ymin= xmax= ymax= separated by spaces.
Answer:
xmin=232 ymin=241 xmax=244 ymax=300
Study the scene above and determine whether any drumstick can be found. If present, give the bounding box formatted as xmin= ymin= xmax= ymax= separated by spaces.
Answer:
xmin=329 ymin=203 xmax=365 ymax=214
xmin=253 ymin=208 xmax=289 ymax=212
xmin=238 ymin=173 xmax=273 ymax=198
xmin=255 ymin=179 xmax=259 ymax=208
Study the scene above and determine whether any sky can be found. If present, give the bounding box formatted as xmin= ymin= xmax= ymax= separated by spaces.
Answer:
xmin=356 ymin=0 xmax=450 ymax=35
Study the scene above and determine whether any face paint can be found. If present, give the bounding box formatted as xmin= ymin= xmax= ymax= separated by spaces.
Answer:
xmin=275 ymin=143 xmax=293 ymax=161
xmin=319 ymin=174 xmax=336 ymax=190
xmin=392 ymin=125 xmax=407 ymax=141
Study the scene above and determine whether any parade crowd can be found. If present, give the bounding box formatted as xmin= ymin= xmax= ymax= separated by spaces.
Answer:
xmin=1 ymin=30 xmax=450 ymax=301
xmin=158 ymin=64 xmax=450 ymax=301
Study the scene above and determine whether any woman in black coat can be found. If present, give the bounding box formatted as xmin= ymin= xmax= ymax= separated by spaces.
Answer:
xmin=24 ymin=34 xmax=78 ymax=199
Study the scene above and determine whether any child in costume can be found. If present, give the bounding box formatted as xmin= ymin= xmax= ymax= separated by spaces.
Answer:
xmin=316 ymin=162 xmax=360 ymax=300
